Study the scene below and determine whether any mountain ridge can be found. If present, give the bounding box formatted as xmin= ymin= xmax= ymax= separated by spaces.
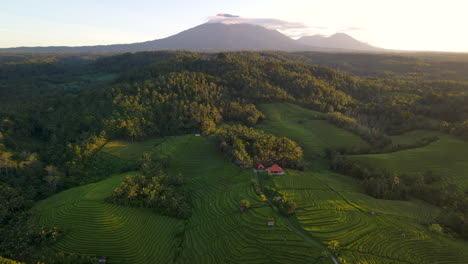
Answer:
xmin=0 ymin=23 xmax=383 ymax=53
xmin=297 ymin=33 xmax=382 ymax=51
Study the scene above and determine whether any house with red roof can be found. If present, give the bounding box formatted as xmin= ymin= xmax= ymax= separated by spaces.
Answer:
xmin=267 ymin=164 xmax=285 ymax=175
xmin=256 ymin=164 xmax=265 ymax=171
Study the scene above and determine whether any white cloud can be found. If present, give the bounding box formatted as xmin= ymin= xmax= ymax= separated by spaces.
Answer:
xmin=207 ymin=14 xmax=326 ymax=38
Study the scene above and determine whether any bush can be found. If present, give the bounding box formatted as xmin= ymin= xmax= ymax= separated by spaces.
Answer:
xmin=429 ymin=224 xmax=443 ymax=233
xmin=240 ymin=200 xmax=251 ymax=212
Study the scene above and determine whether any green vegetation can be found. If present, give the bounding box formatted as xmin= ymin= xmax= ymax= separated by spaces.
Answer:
xmin=215 ymin=124 xmax=304 ymax=169
xmin=2 ymin=50 xmax=468 ymax=263
xmin=257 ymin=103 xmax=468 ymax=263
xmin=107 ymin=152 xmax=191 ymax=219
xmin=0 ymin=256 xmax=23 ymax=264
xmin=34 ymin=172 xmax=183 ymax=263
xmin=102 ymin=138 xmax=163 ymax=162
xmin=33 ymin=135 xmax=330 ymax=263
xmin=352 ymin=133 xmax=468 ymax=189
xmin=257 ymin=103 xmax=369 ymax=157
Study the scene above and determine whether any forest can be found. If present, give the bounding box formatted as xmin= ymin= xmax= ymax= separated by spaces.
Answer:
xmin=1 ymin=50 xmax=468 ymax=263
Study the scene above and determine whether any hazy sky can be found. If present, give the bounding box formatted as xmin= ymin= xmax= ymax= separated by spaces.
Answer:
xmin=1 ymin=0 xmax=467 ymax=51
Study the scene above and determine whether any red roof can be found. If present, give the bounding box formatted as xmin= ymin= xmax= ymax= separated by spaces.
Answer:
xmin=268 ymin=164 xmax=284 ymax=173
xmin=257 ymin=164 xmax=265 ymax=169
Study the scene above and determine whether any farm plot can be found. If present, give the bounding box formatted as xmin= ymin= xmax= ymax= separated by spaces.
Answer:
xmin=165 ymin=136 xmax=329 ymax=264
xmin=259 ymin=103 xmax=468 ymax=264
xmin=33 ymin=172 xmax=183 ymax=264
xmin=34 ymin=135 xmax=330 ymax=264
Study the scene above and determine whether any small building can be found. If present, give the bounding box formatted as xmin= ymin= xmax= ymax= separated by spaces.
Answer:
xmin=98 ymin=256 xmax=107 ymax=263
xmin=257 ymin=164 xmax=265 ymax=171
xmin=267 ymin=164 xmax=285 ymax=175
xmin=195 ymin=133 xmax=201 ymax=137
xmin=370 ymin=211 xmax=377 ymax=216
xmin=267 ymin=221 xmax=275 ymax=226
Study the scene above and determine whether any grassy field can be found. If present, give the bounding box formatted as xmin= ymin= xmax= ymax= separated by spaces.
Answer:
xmin=257 ymin=103 xmax=369 ymax=158
xmin=102 ymin=138 xmax=163 ymax=162
xmin=390 ymin=130 xmax=443 ymax=145
xmin=352 ymin=132 xmax=468 ymax=189
xmin=34 ymin=135 xmax=330 ymax=264
xmin=257 ymin=103 xmax=468 ymax=264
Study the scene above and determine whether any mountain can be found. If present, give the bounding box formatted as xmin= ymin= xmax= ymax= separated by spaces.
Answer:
xmin=0 ymin=24 xmax=383 ymax=53
xmin=0 ymin=23 xmax=314 ymax=53
xmin=297 ymin=33 xmax=382 ymax=51
xmin=134 ymin=23 xmax=314 ymax=51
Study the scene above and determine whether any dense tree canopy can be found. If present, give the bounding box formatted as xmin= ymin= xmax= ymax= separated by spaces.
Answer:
xmin=216 ymin=125 xmax=303 ymax=169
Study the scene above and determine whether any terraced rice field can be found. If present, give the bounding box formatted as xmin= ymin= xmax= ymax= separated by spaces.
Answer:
xmin=34 ymin=135 xmax=330 ymax=264
xmin=258 ymin=103 xmax=468 ymax=264
xmin=352 ymin=132 xmax=468 ymax=189
xmin=33 ymin=172 xmax=183 ymax=263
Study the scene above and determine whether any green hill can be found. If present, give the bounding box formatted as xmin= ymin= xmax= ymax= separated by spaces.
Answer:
xmin=352 ymin=132 xmax=468 ymax=189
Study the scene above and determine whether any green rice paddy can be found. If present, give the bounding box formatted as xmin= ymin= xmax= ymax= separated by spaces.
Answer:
xmin=32 ymin=103 xmax=468 ymax=263
xmin=258 ymin=103 xmax=468 ymax=264
xmin=34 ymin=135 xmax=330 ymax=264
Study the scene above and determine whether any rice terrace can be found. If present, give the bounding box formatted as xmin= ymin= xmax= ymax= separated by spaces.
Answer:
xmin=24 ymin=103 xmax=468 ymax=264
xmin=1 ymin=4 xmax=468 ymax=262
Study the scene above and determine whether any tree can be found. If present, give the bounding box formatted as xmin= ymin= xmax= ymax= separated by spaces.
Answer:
xmin=328 ymin=240 xmax=340 ymax=252
xmin=240 ymin=200 xmax=251 ymax=212
xmin=429 ymin=224 xmax=443 ymax=233
xmin=278 ymin=199 xmax=297 ymax=216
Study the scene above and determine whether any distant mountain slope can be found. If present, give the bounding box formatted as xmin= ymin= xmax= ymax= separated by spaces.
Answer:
xmin=0 ymin=24 xmax=383 ymax=53
xmin=0 ymin=23 xmax=315 ymax=53
xmin=136 ymin=23 xmax=314 ymax=51
xmin=297 ymin=33 xmax=383 ymax=51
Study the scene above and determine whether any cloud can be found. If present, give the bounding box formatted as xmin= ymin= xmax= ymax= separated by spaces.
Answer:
xmin=216 ymin=13 xmax=240 ymax=18
xmin=207 ymin=14 xmax=325 ymax=38
xmin=340 ymin=27 xmax=364 ymax=32
xmin=207 ymin=14 xmax=365 ymax=39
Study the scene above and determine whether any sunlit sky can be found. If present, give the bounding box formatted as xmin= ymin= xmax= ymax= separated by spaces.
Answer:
xmin=1 ymin=0 xmax=467 ymax=52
